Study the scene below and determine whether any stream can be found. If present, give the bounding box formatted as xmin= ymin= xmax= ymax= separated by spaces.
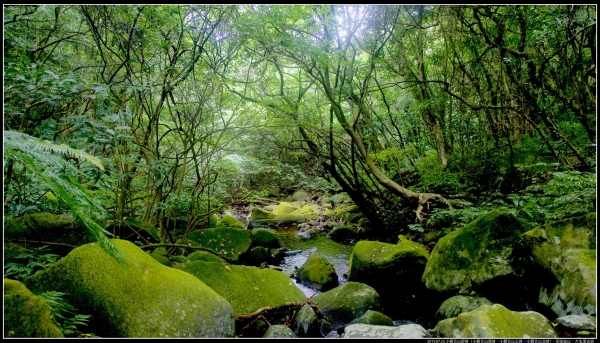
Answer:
xmin=273 ymin=225 xmax=430 ymax=331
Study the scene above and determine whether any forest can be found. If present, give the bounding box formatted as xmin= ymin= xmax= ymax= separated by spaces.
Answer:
xmin=3 ymin=4 xmax=597 ymax=339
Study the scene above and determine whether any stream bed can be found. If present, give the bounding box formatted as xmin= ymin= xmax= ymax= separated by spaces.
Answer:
xmin=274 ymin=225 xmax=431 ymax=330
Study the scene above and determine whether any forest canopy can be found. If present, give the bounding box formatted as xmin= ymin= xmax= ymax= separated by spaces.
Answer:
xmin=3 ymin=5 xmax=596 ymax=244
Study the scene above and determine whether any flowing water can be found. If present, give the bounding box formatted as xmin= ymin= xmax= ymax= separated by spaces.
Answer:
xmin=273 ymin=225 xmax=432 ymax=330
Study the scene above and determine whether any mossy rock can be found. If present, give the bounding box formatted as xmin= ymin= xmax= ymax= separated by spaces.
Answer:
xmin=187 ymin=250 xmax=226 ymax=264
xmin=522 ymin=213 xmax=596 ymax=271
xmin=251 ymin=228 xmax=285 ymax=249
xmin=291 ymin=189 xmax=311 ymax=203
xmin=24 ymin=239 xmax=235 ymax=337
xmin=342 ymin=323 xmax=430 ymax=338
xmin=297 ymin=254 xmax=339 ymax=292
xmin=432 ymin=304 xmax=558 ymax=338
xmin=290 ymin=204 xmax=315 ymax=215
xmin=291 ymin=303 xmax=320 ymax=337
xmin=422 ymin=210 xmax=529 ymax=294
xmin=249 ymin=208 xmax=276 ymax=221
xmin=118 ymin=217 xmax=160 ymax=243
xmin=150 ymin=253 xmax=172 ymax=267
xmin=208 ymin=214 xmax=220 ymax=228
xmin=152 ymin=247 xmax=168 ymax=256
xmin=522 ymin=214 xmax=596 ymax=317
xmin=311 ymin=282 xmax=381 ymax=331
xmin=422 ymin=228 xmax=453 ymax=245
xmin=217 ymin=213 xmax=246 ymax=230
xmin=346 ymin=310 xmax=394 ymax=327
xmin=347 ymin=235 xmax=429 ymax=300
xmin=188 ymin=228 xmax=253 ymax=263
xmin=436 ymin=295 xmax=494 ymax=319
xmin=246 ymin=246 xmax=270 ymax=267
xmin=327 ymin=225 xmax=359 ymax=244
xmin=272 ymin=202 xmax=300 ymax=215
xmin=4 ymin=279 xmax=64 ymax=338
xmin=174 ymin=261 xmax=306 ymax=316
xmin=263 ymin=325 xmax=298 ymax=338
xmin=538 ymin=248 xmax=596 ymax=317
xmin=323 ymin=209 xmax=336 ymax=217
xmin=5 ymin=213 xmax=93 ymax=252
xmin=3 ymin=242 xmax=30 ymax=262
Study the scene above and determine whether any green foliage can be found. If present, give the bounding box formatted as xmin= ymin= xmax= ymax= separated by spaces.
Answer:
xmin=3 ymin=246 xmax=60 ymax=281
xmin=414 ymin=150 xmax=463 ymax=193
xmin=4 ymin=130 xmax=121 ymax=261
xmin=36 ymin=291 xmax=98 ymax=337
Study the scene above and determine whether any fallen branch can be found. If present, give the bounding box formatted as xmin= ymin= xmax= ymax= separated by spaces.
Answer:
xmin=5 ymin=238 xmax=78 ymax=249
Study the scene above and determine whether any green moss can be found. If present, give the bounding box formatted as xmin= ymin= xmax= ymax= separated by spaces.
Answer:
xmin=250 ymin=208 xmax=276 ymax=220
xmin=5 ymin=213 xmax=93 ymax=247
xmin=188 ymin=228 xmax=253 ymax=262
xmin=217 ymin=213 xmax=246 ymax=230
xmin=433 ymin=304 xmax=558 ymax=338
xmin=297 ymin=254 xmax=339 ymax=291
xmin=290 ymin=204 xmax=315 ymax=215
xmin=150 ymin=253 xmax=172 ymax=267
xmin=422 ymin=211 xmax=526 ymax=293
xmin=348 ymin=236 xmax=429 ymax=285
xmin=263 ymin=325 xmax=298 ymax=338
xmin=251 ymin=229 xmax=285 ymax=249
xmin=272 ymin=202 xmax=300 ymax=215
xmin=187 ymin=250 xmax=226 ymax=263
xmin=347 ymin=310 xmax=394 ymax=327
xmin=122 ymin=218 xmax=160 ymax=242
xmin=312 ymin=282 xmax=381 ymax=331
xmin=208 ymin=214 xmax=220 ymax=228
xmin=436 ymin=295 xmax=494 ymax=319
xmin=175 ymin=261 xmax=306 ymax=316
xmin=24 ymin=239 xmax=235 ymax=337
xmin=4 ymin=279 xmax=64 ymax=338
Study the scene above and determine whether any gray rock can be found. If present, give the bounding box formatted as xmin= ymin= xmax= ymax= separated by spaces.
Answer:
xmin=556 ymin=314 xmax=596 ymax=331
xmin=342 ymin=323 xmax=430 ymax=338
xmin=263 ymin=324 xmax=298 ymax=338
xmin=436 ymin=295 xmax=494 ymax=319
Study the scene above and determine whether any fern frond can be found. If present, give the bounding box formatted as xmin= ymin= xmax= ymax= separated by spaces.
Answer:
xmin=4 ymin=130 xmax=121 ymax=261
xmin=4 ymin=130 xmax=104 ymax=171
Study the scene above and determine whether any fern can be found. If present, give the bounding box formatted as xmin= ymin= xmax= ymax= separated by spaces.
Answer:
xmin=4 ymin=130 xmax=122 ymax=261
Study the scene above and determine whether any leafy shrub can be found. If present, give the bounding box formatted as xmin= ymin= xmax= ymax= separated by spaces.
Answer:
xmin=3 ymin=245 xmax=60 ymax=281
xmin=37 ymin=291 xmax=98 ymax=337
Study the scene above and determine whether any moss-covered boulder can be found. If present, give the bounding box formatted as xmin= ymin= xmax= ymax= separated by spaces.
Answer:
xmin=216 ymin=213 xmax=246 ymax=230
xmin=272 ymin=202 xmax=300 ymax=214
xmin=291 ymin=303 xmax=320 ymax=337
xmin=538 ymin=248 xmax=596 ymax=317
xmin=113 ymin=217 xmax=160 ymax=243
xmin=263 ymin=325 xmax=298 ymax=338
xmin=23 ymin=239 xmax=235 ymax=337
xmin=290 ymin=204 xmax=315 ymax=215
xmin=246 ymin=246 xmax=270 ymax=267
xmin=4 ymin=279 xmax=64 ymax=338
xmin=432 ymin=304 xmax=558 ymax=338
xmin=345 ymin=310 xmax=394 ymax=327
xmin=250 ymin=207 xmax=276 ymax=220
xmin=342 ymin=323 xmax=430 ymax=338
xmin=188 ymin=228 xmax=252 ymax=263
xmin=5 ymin=213 xmax=93 ymax=254
xmin=174 ymin=261 xmax=306 ymax=316
xmin=311 ymin=282 xmax=381 ymax=331
xmin=347 ymin=235 xmax=430 ymax=315
xmin=327 ymin=225 xmax=359 ymax=244
xmin=521 ymin=213 xmax=596 ymax=317
xmin=149 ymin=252 xmax=172 ymax=267
xmin=297 ymin=254 xmax=339 ymax=292
xmin=422 ymin=211 xmax=529 ymax=296
xmin=436 ymin=295 xmax=494 ymax=319
xmin=186 ymin=250 xmax=227 ymax=263
xmin=251 ymin=228 xmax=285 ymax=249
